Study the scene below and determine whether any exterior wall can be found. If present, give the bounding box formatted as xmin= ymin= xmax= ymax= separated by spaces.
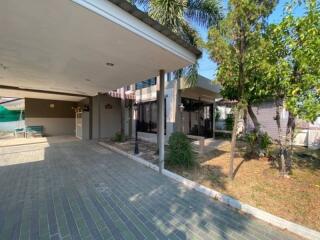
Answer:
xmin=25 ymin=118 xmax=75 ymax=136
xmin=92 ymin=95 xmax=122 ymax=139
xmin=25 ymin=98 xmax=77 ymax=136
xmin=0 ymin=120 xmax=25 ymax=131
xmin=134 ymin=77 xmax=176 ymax=142
xmin=246 ymin=101 xmax=320 ymax=149
xmin=247 ymin=101 xmax=288 ymax=139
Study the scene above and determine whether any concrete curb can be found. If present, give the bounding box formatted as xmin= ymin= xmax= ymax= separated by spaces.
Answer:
xmin=98 ymin=141 xmax=320 ymax=240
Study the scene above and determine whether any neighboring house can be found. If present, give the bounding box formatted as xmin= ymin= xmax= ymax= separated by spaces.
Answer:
xmin=217 ymin=100 xmax=320 ymax=149
xmin=0 ymin=98 xmax=25 ymax=132
xmin=247 ymin=101 xmax=320 ymax=149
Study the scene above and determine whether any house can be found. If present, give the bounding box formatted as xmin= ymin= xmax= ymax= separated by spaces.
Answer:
xmin=0 ymin=0 xmax=202 ymax=171
xmin=130 ymin=75 xmax=220 ymax=143
xmin=246 ymin=101 xmax=320 ymax=149
xmin=216 ymin=100 xmax=320 ymax=149
xmin=0 ymin=98 xmax=25 ymax=132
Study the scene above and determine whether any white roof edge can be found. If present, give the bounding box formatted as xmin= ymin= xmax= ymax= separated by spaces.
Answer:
xmin=72 ymin=0 xmax=198 ymax=64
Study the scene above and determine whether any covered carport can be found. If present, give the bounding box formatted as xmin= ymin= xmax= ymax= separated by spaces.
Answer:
xmin=0 ymin=0 xmax=200 ymax=171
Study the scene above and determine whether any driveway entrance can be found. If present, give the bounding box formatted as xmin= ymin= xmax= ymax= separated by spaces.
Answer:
xmin=0 ymin=140 xmax=298 ymax=240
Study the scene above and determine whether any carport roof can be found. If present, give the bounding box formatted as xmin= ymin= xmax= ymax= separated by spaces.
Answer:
xmin=0 ymin=0 xmax=200 ymax=98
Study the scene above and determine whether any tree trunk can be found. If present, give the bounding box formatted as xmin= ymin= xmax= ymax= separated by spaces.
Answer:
xmin=284 ymin=111 xmax=295 ymax=173
xmin=229 ymin=23 xmax=245 ymax=180
xmin=229 ymin=106 xmax=240 ymax=179
xmin=247 ymin=104 xmax=261 ymax=133
xmin=120 ymin=87 xmax=126 ymax=138
xmin=275 ymin=99 xmax=286 ymax=175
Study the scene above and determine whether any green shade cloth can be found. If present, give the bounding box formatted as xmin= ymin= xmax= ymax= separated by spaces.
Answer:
xmin=0 ymin=105 xmax=24 ymax=122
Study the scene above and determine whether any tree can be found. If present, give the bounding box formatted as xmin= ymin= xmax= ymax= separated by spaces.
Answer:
xmin=260 ymin=0 xmax=320 ymax=175
xmin=207 ymin=0 xmax=277 ymax=179
xmin=130 ymin=0 xmax=222 ymax=85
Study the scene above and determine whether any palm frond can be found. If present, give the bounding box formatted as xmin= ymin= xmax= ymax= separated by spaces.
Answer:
xmin=184 ymin=63 xmax=199 ymax=87
xmin=185 ymin=0 xmax=223 ymax=28
xmin=149 ymin=0 xmax=186 ymax=30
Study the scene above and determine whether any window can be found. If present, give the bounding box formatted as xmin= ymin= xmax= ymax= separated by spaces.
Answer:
xmin=135 ymin=78 xmax=156 ymax=90
xmin=137 ymin=100 xmax=166 ymax=134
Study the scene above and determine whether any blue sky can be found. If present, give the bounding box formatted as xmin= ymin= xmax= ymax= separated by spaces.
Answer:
xmin=195 ymin=0 xmax=306 ymax=80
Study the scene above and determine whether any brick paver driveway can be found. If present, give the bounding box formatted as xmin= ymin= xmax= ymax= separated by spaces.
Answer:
xmin=0 ymin=140 xmax=298 ymax=240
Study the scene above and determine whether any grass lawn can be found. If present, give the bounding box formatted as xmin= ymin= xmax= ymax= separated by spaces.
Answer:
xmin=167 ymin=142 xmax=320 ymax=231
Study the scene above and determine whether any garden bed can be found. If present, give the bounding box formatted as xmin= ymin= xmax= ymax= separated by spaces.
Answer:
xmin=167 ymin=143 xmax=320 ymax=232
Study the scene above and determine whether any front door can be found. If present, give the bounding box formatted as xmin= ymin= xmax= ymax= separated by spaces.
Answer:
xmin=75 ymin=111 xmax=82 ymax=139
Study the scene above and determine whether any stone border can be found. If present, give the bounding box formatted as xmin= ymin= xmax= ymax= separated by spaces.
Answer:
xmin=98 ymin=141 xmax=320 ymax=240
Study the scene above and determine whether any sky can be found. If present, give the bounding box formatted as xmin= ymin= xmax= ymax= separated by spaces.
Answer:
xmin=195 ymin=0 xmax=306 ymax=80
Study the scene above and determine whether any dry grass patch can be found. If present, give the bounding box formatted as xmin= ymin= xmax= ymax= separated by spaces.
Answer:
xmin=167 ymin=142 xmax=320 ymax=231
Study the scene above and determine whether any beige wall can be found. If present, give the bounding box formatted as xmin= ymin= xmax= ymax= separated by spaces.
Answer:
xmin=25 ymin=98 xmax=77 ymax=136
xmin=25 ymin=98 xmax=76 ymax=118
xmin=92 ymin=95 xmax=122 ymax=139
xmin=25 ymin=118 xmax=75 ymax=136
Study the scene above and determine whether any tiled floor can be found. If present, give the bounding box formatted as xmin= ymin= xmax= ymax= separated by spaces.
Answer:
xmin=0 ymin=140 xmax=299 ymax=240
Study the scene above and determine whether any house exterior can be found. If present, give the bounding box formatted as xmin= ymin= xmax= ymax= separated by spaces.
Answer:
xmin=0 ymin=0 xmax=203 ymax=171
xmin=0 ymin=98 xmax=25 ymax=132
xmin=216 ymin=100 xmax=320 ymax=149
xmin=247 ymin=101 xmax=320 ymax=149
xmin=123 ymin=75 xmax=221 ymax=143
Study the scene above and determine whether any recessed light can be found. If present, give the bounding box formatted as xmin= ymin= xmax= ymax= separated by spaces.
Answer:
xmin=106 ymin=62 xmax=114 ymax=67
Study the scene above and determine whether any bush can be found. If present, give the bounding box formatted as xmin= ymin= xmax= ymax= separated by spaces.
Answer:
xmin=166 ymin=132 xmax=196 ymax=168
xmin=225 ymin=114 xmax=234 ymax=131
xmin=260 ymin=132 xmax=272 ymax=151
xmin=112 ymin=132 xmax=126 ymax=142
xmin=244 ymin=131 xmax=272 ymax=157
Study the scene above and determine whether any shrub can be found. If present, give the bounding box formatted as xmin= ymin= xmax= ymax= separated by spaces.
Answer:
xmin=225 ymin=114 xmax=234 ymax=131
xmin=112 ymin=132 xmax=126 ymax=142
xmin=166 ymin=132 xmax=196 ymax=168
xmin=244 ymin=131 xmax=258 ymax=154
xmin=244 ymin=131 xmax=272 ymax=157
xmin=259 ymin=132 xmax=272 ymax=151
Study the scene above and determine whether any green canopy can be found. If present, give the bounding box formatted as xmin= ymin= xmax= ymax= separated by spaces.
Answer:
xmin=0 ymin=105 xmax=24 ymax=122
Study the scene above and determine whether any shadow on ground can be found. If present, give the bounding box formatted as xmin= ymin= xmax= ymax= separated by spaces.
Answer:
xmin=0 ymin=140 xmax=299 ymax=240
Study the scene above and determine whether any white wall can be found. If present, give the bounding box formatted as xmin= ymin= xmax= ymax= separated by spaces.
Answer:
xmin=25 ymin=118 xmax=75 ymax=136
xmin=0 ymin=120 xmax=25 ymax=131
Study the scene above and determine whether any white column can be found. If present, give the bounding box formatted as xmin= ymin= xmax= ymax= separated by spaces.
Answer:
xmin=98 ymin=93 xmax=101 ymax=139
xmin=212 ymin=98 xmax=216 ymax=139
xmin=158 ymin=70 xmax=165 ymax=173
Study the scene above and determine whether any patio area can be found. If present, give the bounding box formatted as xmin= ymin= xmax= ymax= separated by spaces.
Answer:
xmin=0 ymin=139 xmax=299 ymax=240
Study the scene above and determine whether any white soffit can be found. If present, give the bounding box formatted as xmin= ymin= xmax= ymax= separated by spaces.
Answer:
xmin=0 ymin=0 xmax=197 ymax=97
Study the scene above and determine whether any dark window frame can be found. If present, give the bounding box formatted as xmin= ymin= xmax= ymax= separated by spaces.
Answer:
xmin=137 ymin=100 xmax=166 ymax=134
xmin=135 ymin=78 xmax=157 ymax=90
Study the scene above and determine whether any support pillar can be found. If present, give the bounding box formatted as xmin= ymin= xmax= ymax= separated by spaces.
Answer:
xmin=158 ymin=70 xmax=165 ymax=173
xmin=197 ymin=97 xmax=201 ymax=136
xmin=89 ymin=96 xmax=93 ymax=140
xmin=120 ymin=87 xmax=126 ymax=137
xmin=212 ymin=98 xmax=216 ymax=139
xmin=175 ymin=78 xmax=182 ymax=132
xmin=98 ymin=93 xmax=101 ymax=139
